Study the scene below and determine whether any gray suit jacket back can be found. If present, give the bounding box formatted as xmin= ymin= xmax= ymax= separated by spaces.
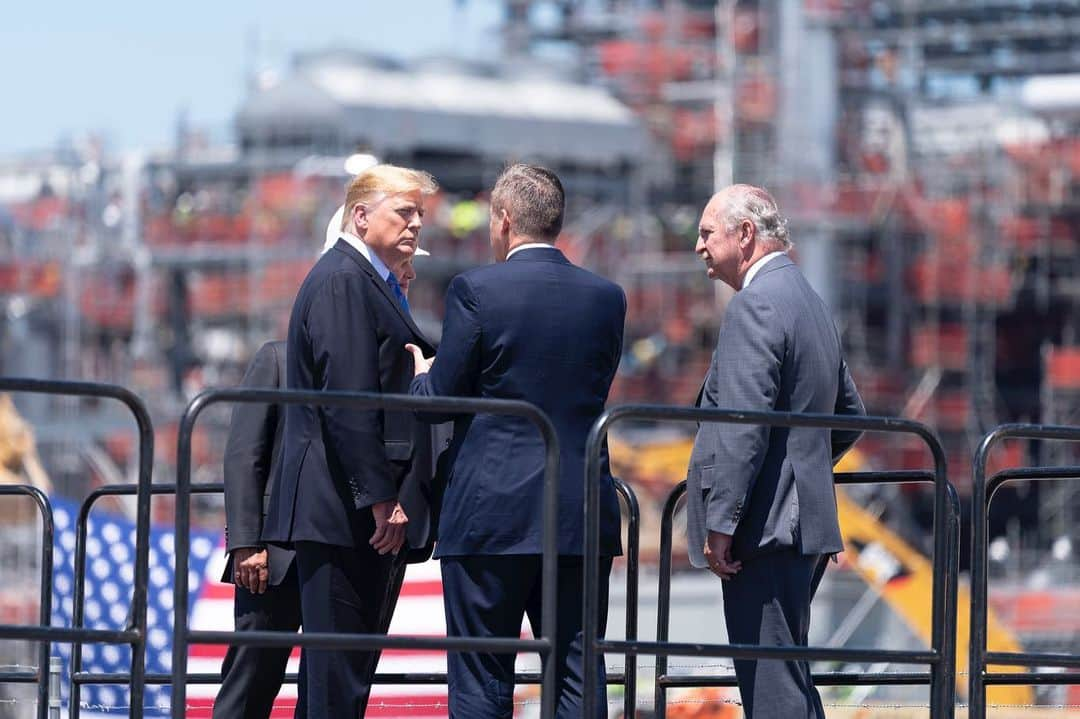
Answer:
xmin=686 ymin=255 xmax=864 ymax=567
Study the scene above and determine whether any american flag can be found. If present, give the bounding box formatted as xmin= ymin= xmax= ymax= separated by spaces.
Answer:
xmin=48 ymin=495 xmax=529 ymax=718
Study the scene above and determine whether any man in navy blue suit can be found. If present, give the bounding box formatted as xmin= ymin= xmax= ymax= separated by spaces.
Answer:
xmin=263 ymin=164 xmax=439 ymax=718
xmin=407 ymin=164 xmax=626 ymax=718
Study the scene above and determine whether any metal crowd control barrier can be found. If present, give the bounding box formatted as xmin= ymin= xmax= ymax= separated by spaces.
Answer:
xmin=67 ymin=483 xmax=224 ymax=719
xmin=583 ymin=405 xmax=960 ymax=719
xmin=67 ymin=477 xmax=641 ymax=719
xmin=969 ymin=423 xmax=1080 ymax=719
xmin=0 ymin=484 xmax=54 ymax=719
xmin=172 ymin=388 xmax=563 ymax=719
xmin=653 ymin=471 xmax=961 ymax=717
xmin=0 ymin=378 xmax=154 ymax=719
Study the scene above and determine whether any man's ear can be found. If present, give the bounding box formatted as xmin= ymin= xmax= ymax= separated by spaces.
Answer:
xmin=499 ymin=208 xmax=511 ymax=237
xmin=352 ymin=203 xmax=369 ymax=235
xmin=739 ymin=219 xmax=754 ymax=249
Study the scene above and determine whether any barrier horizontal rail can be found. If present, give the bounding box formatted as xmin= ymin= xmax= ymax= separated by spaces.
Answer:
xmin=583 ymin=404 xmax=959 ymax=719
xmin=73 ymin=671 xmax=629 ymax=685
xmin=971 ymin=425 xmax=1080 ymax=719
xmin=652 ymin=470 xmax=961 ymax=704
xmin=0 ymin=378 xmax=154 ymax=719
xmin=172 ymin=388 xmax=562 ymax=719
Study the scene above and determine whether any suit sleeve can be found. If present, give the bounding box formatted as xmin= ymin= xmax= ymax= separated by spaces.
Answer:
xmin=223 ymin=343 xmax=280 ymax=551
xmin=831 ymin=354 xmax=866 ymax=462
xmin=410 ymin=274 xmax=482 ymax=420
xmin=700 ymin=292 xmax=784 ymax=536
xmin=307 ymin=273 xmax=397 ymax=509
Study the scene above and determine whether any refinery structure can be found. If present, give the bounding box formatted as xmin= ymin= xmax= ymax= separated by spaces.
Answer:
xmin=1 ymin=1 xmax=1079 ymax=713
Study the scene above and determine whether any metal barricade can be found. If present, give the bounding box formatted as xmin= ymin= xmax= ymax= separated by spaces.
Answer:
xmin=67 ymin=483 xmax=224 ymax=719
xmin=0 ymin=378 xmax=154 ymax=719
xmin=969 ymin=423 xmax=1080 ymax=719
xmin=653 ymin=471 xmax=961 ymax=716
xmin=65 ymin=478 xmax=642 ymax=719
xmin=172 ymin=388 xmax=565 ymax=719
xmin=0 ymin=484 xmax=54 ymax=719
xmin=583 ymin=404 xmax=960 ymax=719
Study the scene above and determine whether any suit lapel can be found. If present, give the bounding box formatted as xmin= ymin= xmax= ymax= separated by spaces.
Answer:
xmin=330 ymin=242 xmax=434 ymax=350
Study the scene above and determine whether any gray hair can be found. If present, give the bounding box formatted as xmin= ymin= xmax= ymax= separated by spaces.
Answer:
xmin=719 ymin=184 xmax=792 ymax=251
xmin=491 ymin=164 xmax=565 ymax=242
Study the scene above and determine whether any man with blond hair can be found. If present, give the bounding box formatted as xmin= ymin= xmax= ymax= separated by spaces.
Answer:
xmin=686 ymin=184 xmax=864 ymax=718
xmin=263 ymin=164 xmax=439 ymax=717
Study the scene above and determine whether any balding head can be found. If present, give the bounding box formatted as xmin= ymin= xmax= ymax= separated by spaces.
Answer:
xmin=709 ymin=184 xmax=791 ymax=252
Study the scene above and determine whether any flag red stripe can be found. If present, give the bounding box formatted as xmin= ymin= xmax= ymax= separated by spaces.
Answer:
xmin=183 ymin=695 xmax=449 ymax=718
xmin=188 ymin=637 xmax=472 ymax=659
xmin=200 ymin=579 xmax=443 ymax=601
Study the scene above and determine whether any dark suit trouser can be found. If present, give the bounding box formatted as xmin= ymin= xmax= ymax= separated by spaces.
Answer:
xmin=440 ymin=555 xmax=613 ymax=719
xmin=722 ymin=549 xmax=830 ymax=719
xmin=213 ymin=563 xmax=305 ymax=719
xmin=294 ymin=541 xmax=406 ymax=719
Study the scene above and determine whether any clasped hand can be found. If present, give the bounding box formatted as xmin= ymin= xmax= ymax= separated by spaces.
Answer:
xmin=233 ymin=547 xmax=269 ymax=594
xmin=370 ymin=500 xmax=409 ymax=555
xmin=703 ymin=530 xmax=742 ymax=580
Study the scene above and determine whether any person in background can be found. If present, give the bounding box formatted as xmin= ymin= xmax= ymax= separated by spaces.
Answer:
xmin=215 ymin=338 xmax=303 ymax=719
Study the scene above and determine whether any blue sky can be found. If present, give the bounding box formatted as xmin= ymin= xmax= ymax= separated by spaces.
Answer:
xmin=1 ymin=1 xmax=503 ymax=155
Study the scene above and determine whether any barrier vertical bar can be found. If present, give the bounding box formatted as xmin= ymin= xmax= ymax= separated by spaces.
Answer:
xmin=613 ymin=478 xmax=640 ymax=718
xmin=925 ymin=412 xmax=953 ymax=718
xmin=653 ymin=482 xmax=685 ymax=719
xmin=0 ymin=485 xmax=53 ymax=719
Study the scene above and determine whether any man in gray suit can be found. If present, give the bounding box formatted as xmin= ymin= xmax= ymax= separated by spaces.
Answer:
xmin=686 ymin=184 xmax=865 ymax=718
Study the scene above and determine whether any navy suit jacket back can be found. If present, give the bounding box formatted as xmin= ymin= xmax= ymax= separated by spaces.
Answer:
xmin=412 ymin=247 xmax=626 ymax=557
xmin=263 ymin=241 xmax=436 ymax=553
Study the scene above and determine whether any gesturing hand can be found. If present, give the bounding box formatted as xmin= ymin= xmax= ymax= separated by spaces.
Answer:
xmin=232 ymin=547 xmax=269 ymax=594
xmin=703 ymin=531 xmax=742 ymax=581
xmin=370 ymin=500 xmax=409 ymax=555
xmin=404 ymin=344 xmax=434 ymax=377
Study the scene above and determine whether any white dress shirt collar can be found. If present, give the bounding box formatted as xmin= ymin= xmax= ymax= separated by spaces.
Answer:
xmin=336 ymin=231 xmax=391 ymax=281
xmin=742 ymin=250 xmax=787 ymax=289
xmin=506 ymin=242 xmax=558 ymax=260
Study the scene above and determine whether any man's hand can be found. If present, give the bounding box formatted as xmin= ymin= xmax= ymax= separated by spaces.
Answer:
xmin=703 ymin=531 xmax=742 ymax=580
xmin=370 ymin=500 xmax=409 ymax=555
xmin=232 ymin=547 xmax=269 ymax=594
xmin=404 ymin=344 xmax=434 ymax=377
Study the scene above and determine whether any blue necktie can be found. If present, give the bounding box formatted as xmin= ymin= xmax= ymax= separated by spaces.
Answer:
xmin=386 ymin=272 xmax=411 ymax=315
